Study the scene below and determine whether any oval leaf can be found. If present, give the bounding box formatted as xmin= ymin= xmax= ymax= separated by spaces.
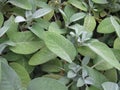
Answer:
xmin=110 ymin=16 xmax=120 ymax=38
xmin=114 ymin=38 xmax=120 ymax=50
xmin=84 ymin=15 xmax=96 ymax=32
xmin=9 ymin=31 xmax=44 ymax=54
xmin=97 ymin=17 xmax=115 ymax=33
xmin=70 ymin=12 xmax=86 ymax=23
xmin=32 ymin=8 xmax=52 ymax=19
xmin=92 ymin=0 xmax=108 ymax=4
xmin=29 ymin=47 xmax=56 ymax=65
xmin=0 ymin=62 xmax=22 ymax=90
xmin=27 ymin=77 xmax=68 ymax=90
xmin=8 ymin=0 xmax=32 ymax=10
xmin=85 ymin=40 xmax=120 ymax=70
xmin=10 ymin=62 xmax=31 ymax=87
xmin=93 ymin=56 xmax=113 ymax=71
xmin=44 ymin=32 xmax=76 ymax=63
xmin=69 ymin=0 xmax=88 ymax=11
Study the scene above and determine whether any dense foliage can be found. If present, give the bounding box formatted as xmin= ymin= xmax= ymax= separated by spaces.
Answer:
xmin=0 ymin=0 xmax=120 ymax=90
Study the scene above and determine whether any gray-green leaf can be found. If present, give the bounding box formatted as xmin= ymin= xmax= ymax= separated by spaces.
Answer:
xmin=10 ymin=62 xmax=31 ymax=87
xmin=110 ymin=16 xmax=120 ymax=38
xmin=102 ymin=82 xmax=119 ymax=90
xmin=97 ymin=17 xmax=115 ymax=33
xmin=32 ymin=8 xmax=52 ymax=19
xmin=84 ymin=14 xmax=96 ymax=32
xmin=8 ymin=0 xmax=32 ymax=10
xmin=44 ymin=32 xmax=76 ymax=63
xmin=92 ymin=0 xmax=108 ymax=4
xmin=85 ymin=40 xmax=120 ymax=70
xmin=29 ymin=47 xmax=56 ymax=65
xmin=27 ymin=77 xmax=68 ymax=90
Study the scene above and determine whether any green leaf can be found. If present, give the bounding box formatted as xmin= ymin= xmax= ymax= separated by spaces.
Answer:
xmin=0 ymin=41 xmax=15 ymax=54
xmin=97 ymin=17 xmax=115 ymax=33
xmin=114 ymin=38 xmax=120 ymax=50
xmin=10 ymin=62 xmax=31 ymax=87
xmin=69 ymin=0 xmax=88 ymax=11
xmin=0 ymin=12 xmax=4 ymax=27
xmin=48 ymin=22 xmax=66 ymax=34
xmin=59 ymin=9 xmax=68 ymax=25
xmin=85 ymin=40 xmax=120 ymax=70
xmin=43 ymin=10 xmax=54 ymax=21
xmin=16 ymin=57 xmax=34 ymax=74
xmin=8 ymin=0 xmax=32 ymax=10
xmin=92 ymin=0 xmax=108 ymax=4
xmin=29 ymin=47 xmax=56 ymax=65
xmin=102 ymin=82 xmax=119 ymax=90
xmin=86 ymin=86 xmax=100 ymax=90
xmin=0 ymin=16 xmax=14 ymax=37
xmin=84 ymin=15 xmax=96 ymax=32
xmin=104 ymin=69 xmax=118 ymax=82
xmin=77 ymin=78 xmax=85 ymax=87
xmin=28 ymin=23 xmax=45 ymax=40
xmin=93 ymin=56 xmax=113 ymax=71
xmin=64 ymin=4 xmax=77 ymax=20
xmin=44 ymin=32 xmax=76 ymax=63
xmin=78 ymin=46 xmax=96 ymax=59
xmin=0 ymin=62 xmax=22 ymax=90
xmin=112 ymin=49 xmax=120 ymax=61
xmin=70 ymin=12 xmax=86 ymax=23
xmin=110 ymin=16 xmax=120 ymax=38
xmin=27 ymin=77 xmax=68 ymax=90
xmin=32 ymin=8 xmax=53 ymax=19
xmin=41 ymin=59 xmax=62 ymax=73
xmin=85 ymin=66 xmax=108 ymax=88
xmin=9 ymin=31 xmax=44 ymax=54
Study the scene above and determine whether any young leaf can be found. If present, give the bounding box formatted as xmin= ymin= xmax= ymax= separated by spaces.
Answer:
xmin=85 ymin=40 xmax=120 ymax=70
xmin=15 ymin=16 xmax=26 ymax=23
xmin=85 ymin=66 xmax=108 ymax=88
xmin=27 ymin=77 xmax=68 ymax=90
xmin=32 ymin=8 xmax=53 ymax=19
xmin=110 ymin=16 xmax=120 ymax=38
xmin=92 ymin=0 xmax=108 ymax=4
xmin=8 ymin=0 xmax=32 ymax=10
xmin=84 ymin=14 xmax=96 ymax=32
xmin=77 ymin=78 xmax=85 ymax=87
xmin=102 ymin=82 xmax=119 ymax=90
xmin=29 ymin=47 xmax=56 ymax=65
xmin=44 ymin=32 xmax=76 ymax=63
xmin=97 ymin=17 xmax=115 ymax=33
xmin=10 ymin=62 xmax=31 ymax=87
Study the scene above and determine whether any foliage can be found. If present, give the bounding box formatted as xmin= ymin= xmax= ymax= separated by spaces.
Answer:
xmin=0 ymin=0 xmax=120 ymax=90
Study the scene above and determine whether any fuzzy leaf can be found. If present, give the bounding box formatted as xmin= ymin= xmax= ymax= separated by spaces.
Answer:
xmin=44 ymin=32 xmax=76 ymax=63
xmin=27 ymin=77 xmax=68 ymax=90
